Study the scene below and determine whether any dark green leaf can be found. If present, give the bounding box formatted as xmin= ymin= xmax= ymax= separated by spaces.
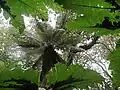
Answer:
xmin=47 ymin=64 xmax=104 ymax=90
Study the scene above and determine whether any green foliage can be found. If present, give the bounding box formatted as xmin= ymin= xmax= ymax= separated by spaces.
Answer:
xmin=0 ymin=61 xmax=5 ymax=68
xmin=107 ymin=40 xmax=120 ymax=88
xmin=116 ymin=0 xmax=120 ymax=5
xmin=0 ymin=88 xmax=15 ymax=90
xmin=0 ymin=66 xmax=39 ymax=86
xmin=55 ymin=0 xmax=120 ymax=36
xmin=47 ymin=64 xmax=104 ymax=90
xmin=4 ymin=0 xmax=63 ymax=33
xmin=0 ymin=0 xmax=120 ymax=89
xmin=55 ymin=0 xmax=116 ymax=27
xmin=69 ymin=27 xmax=120 ymax=36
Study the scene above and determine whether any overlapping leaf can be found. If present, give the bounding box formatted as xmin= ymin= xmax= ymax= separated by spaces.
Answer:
xmin=55 ymin=0 xmax=120 ymax=36
xmin=55 ymin=0 xmax=115 ymax=28
xmin=47 ymin=63 xmax=104 ymax=90
xmin=0 ymin=67 xmax=39 ymax=85
xmin=5 ymin=0 xmax=63 ymax=33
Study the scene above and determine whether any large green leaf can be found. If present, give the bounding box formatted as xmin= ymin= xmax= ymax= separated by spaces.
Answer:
xmin=55 ymin=0 xmax=119 ymax=30
xmin=5 ymin=0 xmax=63 ymax=33
xmin=0 ymin=67 xmax=39 ymax=85
xmin=47 ymin=63 xmax=104 ymax=90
